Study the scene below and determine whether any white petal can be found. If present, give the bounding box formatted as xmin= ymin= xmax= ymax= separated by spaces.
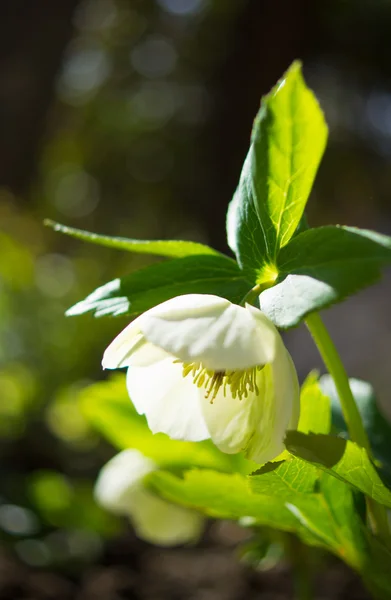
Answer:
xmin=94 ymin=449 xmax=156 ymax=514
xmin=103 ymin=324 xmax=170 ymax=369
xmin=129 ymin=489 xmax=204 ymax=546
xmin=138 ymin=294 xmax=279 ymax=370
xmin=200 ymin=339 xmax=299 ymax=464
xmin=126 ymin=358 xmax=210 ymax=441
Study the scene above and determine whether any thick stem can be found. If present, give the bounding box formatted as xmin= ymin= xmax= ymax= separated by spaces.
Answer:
xmin=305 ymin=312 xmax=390 ymax=542
xmin=305 ymin=312 xmax=370 ymax=452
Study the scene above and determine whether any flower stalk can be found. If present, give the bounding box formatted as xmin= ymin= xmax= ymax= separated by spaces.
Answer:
xmin=305 ymin=312 xmax=370 ymax=452
xmin=305 ymin=311 xmax=390 ymax=543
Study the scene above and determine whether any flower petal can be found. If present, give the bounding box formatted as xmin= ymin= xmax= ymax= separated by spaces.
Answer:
xmin=126 ymin=358 xmax=210 ymax=441
xmin=94 ymin=449 xmax=155 ymax=514
xmin=129 ymin=488 xmax=204 ymax=546
xmin=102 ymin=325 xmax=170 ymax=369
xmin=200 ymin=340 xmax=299 ymax=464
xmin=138 ymin=294 xmax=278 ymax=370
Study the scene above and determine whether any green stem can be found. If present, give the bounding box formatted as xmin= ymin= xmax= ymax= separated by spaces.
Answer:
xmin=240 ymin=280 xmax=276 ymax=307
xmin=240 ymin=284 xmax=263 ymax=307
xmin=305 ymin=312 xmax=370 ymax=452
xmin=286 ymin=535 xmax=313 ymax=600
xmin=305 ymin=312 xmax=390 ymax=542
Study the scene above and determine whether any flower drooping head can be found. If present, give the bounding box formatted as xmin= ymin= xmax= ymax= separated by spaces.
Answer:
xmin=94 ymin=449 xmax=203 ymax=546
xmin=102 ymin=294 xmax=299 ymax=464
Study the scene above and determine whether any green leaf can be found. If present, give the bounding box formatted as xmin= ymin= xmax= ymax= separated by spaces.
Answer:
xmin=149 ymin=469 xmax=311 ymax=535
xmin=227 ymin=61 xmax=327 ymax=281
xmin=320 ymin=375 xmax=391 ymax=477
xmin=286 ymin=431 xmax=391 ymax=509
xmin=79 ymin=375 xmax=233 ymax=472
xmin=67 ymin=254 xmax=251 ymax=318
xmin=45 ymin=219 xmax=219 ymax=258
xmin=259 ymin=225 xmax=391 ymax=328
xmin=149 ymin=468 xmax=357 ymax=554
xmin=319 ymin=473 xmax=367 ymax=570
xmin=297 ymin=372 xmax=331 ymax=435
xmin=250 ymin=459 xmax=319 ymax=498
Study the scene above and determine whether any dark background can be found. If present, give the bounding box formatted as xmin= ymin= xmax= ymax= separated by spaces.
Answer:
xmin=1 ymin=0 xmax=391 ymax=598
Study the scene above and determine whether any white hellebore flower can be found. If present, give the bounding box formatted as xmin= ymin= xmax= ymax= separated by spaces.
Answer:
xmin=103 ymin=294 xmax=300 ymax=464
xmin=94 ymin=449 xmax=203 ymax=546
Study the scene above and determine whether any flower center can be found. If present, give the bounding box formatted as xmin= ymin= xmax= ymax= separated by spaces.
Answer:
xmin=178 ymin=361 xmax=263 ymax=403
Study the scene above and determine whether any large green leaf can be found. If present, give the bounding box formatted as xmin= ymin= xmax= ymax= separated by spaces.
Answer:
xmin=79 ymin=375 xmax=232 ymax=472
xmin=320 ymin=374 xmax=391 ymax=477
xmin=148 ymin=468 xmax=324 ymax=545
xmin=45 ymin=219 xmax=219 ymax=258
xmin=67 ymin=254 xmax=251 ymax=318
xmin=149 ymin=468 xmax=359 ymax=555
xmin=259 ymin=226 xmax=391 ymax=328
xmin=227 ymin=61 xmax=327 ymax=281
xmin=286 ymin=432 xmax=391 ymax=509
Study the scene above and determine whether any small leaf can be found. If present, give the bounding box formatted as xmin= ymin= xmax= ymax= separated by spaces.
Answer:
xmin=259 ymin=225 xmax=391 ymax=328
xmin=320 ymin=374 xmax=391 ymax=477
xmin=286 ymin=431 xmax=391 ymax=509
xmin=227 ymin=61 xmax=327 ymax=280
xmin=45 ymin=219 xmax=219 ymax=258
xmin=297 ymin=372 xmax=331 ymax=435
xmin=79 ymin=375 xmax=232 ymax=472
xmin=67 ymin=254 xmax=251 ymax=318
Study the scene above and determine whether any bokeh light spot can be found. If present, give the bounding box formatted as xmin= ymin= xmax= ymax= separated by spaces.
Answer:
xmin=53 ymin=168 xmax=100 ymax=218
xmin=130 ymin=82 xmax=178 ymax=128
xmin=15 ymin=539 xmax=50 ymax=567
xmin=157 ymin=0 xmax=205 ymax=16
xmin=58 ymin=46 xmax=111 ymax=104
xmin=0 ymin=504 xmax=39 ymax=536
xmin=130 ymin=36 xmax=177 ymax=79
xmin=35 ymin=254 xmax=75 ymax=298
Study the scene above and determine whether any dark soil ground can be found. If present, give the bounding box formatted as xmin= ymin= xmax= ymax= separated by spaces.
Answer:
xmin=0 ymin=522 xmax=370 ymax=600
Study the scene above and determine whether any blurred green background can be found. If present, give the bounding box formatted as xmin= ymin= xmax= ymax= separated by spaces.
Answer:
xmin=1 ymin=0 xmax=391 ymax=598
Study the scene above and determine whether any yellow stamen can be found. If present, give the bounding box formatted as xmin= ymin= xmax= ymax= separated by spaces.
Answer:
xmin=179 ymin=361 xmax=263 ymax=403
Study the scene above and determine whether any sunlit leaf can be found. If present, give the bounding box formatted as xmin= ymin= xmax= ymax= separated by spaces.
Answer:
xmin=286 ymin=431 xmax=391 ymax=508
xmin=227 ymin=61 xmax=327 ymax=281
xmin=319 ymin=473 xmax=367 ymax=569
xmin=45 ymin=219 xmax=219 ymax=258
xmin=298 ymin=372 xmax=331 ymax=435
xmin=250 ymin=459 xmax=319 ymax=498
xmin=67 ymin=254 xmax=251 ymax=318
xmin=149 ymin=469 xmax=308 ymax=534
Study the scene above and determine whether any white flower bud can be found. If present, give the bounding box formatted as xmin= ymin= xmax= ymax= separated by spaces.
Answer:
xmin=94 ymin=449 xmax=203 ymax=546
